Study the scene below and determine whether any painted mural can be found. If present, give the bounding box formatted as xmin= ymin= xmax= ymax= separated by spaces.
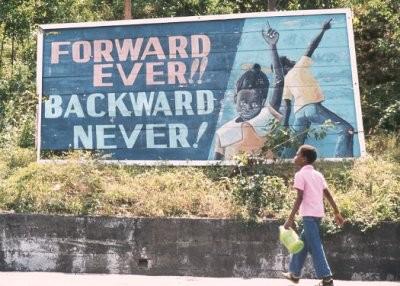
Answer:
xmin=37 ymin=9 xmax=365 ymax=163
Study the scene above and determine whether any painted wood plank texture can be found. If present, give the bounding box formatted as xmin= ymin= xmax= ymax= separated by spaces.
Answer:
xmin=38 ymin=10 xmax=364 ymax=163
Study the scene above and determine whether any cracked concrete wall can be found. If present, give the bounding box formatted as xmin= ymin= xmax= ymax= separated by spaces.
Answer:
xmin=0 ymin=214 xmax=398 ymax=280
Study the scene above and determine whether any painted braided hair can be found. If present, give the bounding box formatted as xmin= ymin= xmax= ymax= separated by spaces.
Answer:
xmin=234 ymin=63 xmax=269 ymax=103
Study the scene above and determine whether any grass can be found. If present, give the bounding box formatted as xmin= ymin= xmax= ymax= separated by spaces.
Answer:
xmin=0 ymin=134 xmax=399 ymax=232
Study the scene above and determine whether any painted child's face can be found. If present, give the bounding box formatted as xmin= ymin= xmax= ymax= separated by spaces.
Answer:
xmin=235 ymin=89 xmax=263 ymax=121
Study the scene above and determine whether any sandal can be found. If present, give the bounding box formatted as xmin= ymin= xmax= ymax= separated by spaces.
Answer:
xmin=315 ymin=277 xmax=334 ymax=286
xmin=282 ymin=272 xmax=300 ymax=284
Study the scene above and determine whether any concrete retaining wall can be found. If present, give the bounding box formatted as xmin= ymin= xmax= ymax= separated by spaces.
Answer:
xmin=0 ymin=214 xmax=398 ymax=280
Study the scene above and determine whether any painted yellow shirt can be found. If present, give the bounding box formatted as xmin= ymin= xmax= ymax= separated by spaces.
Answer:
xmin=283 ymin=56 xmax=325 ymax=113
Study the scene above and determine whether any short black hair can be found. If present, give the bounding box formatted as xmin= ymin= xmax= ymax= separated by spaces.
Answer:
xmin=235 ymin=63 xmax=269 ymax=101
xmin=279 ymin=56 xmax=296 ymax=69
xmin=299 ymin=144 xmax=317 ymax=164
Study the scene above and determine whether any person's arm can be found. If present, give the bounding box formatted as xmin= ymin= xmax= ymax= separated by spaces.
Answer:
xmin=269 ymin=44 xmax=284 ymax=112
xmin=323 ymin=188 xmax=345 ymax=226
xmin=214 ymin=152 xmax=224 ymax=160
xmin=214 ymin=136 xmax=225 ymax=160
xmin=305 ymin=18 xmax=332 ymax=58
xmin=284 ymin=188 xmax=303 ymax=229
xmin=262 ymin=26 xmax=284 ymax=112
xmin=283 ymin=99 xmax=291 ymax=128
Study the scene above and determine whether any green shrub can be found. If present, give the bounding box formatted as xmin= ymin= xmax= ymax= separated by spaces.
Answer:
xmin=230 ymin=174 xmax=290 ymax=221
xmin=97 ymin=167 xmax=234 ymax=218
xmin=0 ymin=160 xmax=103 ymax=214
xmin=366 ymin=133 xmax=400 ymax=162
xmin=0 ymin=147 xmax=36 ymax=180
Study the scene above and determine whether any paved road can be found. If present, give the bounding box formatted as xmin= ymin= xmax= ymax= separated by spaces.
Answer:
xmin=1 ymin=273 xmax=399 ymax=286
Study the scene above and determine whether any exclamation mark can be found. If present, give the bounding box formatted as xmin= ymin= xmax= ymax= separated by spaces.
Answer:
xmin=197 ymin=57 xmax=208 ymax=84
xmin=189 ymin=58 xmax=200 ymax=84
xmin=193 ymin=122 xmax=208 ymax=148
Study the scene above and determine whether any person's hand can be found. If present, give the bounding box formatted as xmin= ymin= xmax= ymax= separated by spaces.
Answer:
xmin=262 ymin=25 xmax=279 ymax=46
xmin=284 ymin=218 xmax=293 ymax=230
xmin=334 ymin=212 xmax=345 ymax=227
xmin=322 ymin=18 xmax=333 ymax=31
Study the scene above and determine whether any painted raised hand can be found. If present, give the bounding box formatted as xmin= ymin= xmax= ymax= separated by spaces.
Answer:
xmin=262 ymin=25 xmax=279 ymax=46
xmin=322 ymin=18 xmax=333 ymax=31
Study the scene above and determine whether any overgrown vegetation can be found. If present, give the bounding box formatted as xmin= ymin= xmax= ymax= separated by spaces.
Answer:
xmin=0 ymin=135 xmax=399 ymax=232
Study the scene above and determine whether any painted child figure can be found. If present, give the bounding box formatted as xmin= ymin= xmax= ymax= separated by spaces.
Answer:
xmin=214 ymin=26 xmax=284 ymax=160
xmin=214 ymin=64 xmax=282 ymax=160
xmin=283 ymin=145 xmax=344 ymax=286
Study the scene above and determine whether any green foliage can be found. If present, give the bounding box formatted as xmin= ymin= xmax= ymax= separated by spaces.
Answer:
xmin=99 ymin=167 xmax=234 ymax=217
xmin=319 ymin=134 xmax=400 ymax=232
xmin=230 ymin=173 xmax=289 ymax=221
xmin=0 ymin=149 xmax=234 ymax=217
xmin=131 ymin=0 xmax=234 ymax=18
xmin=330 ymin=157 xmax=400 ymax=231
xmin=351 ymin=0 xmax=400 ymax=133
xmin=0 ymin=0 xmax=33 ymax=41
xmin=377 ymin=100 xmax=400 ymax=131
xmin=0 ymin=147 xmax=36 ymax=180
xmin=366 ymin=133 xmax=400 ymax=161
xmin=261 ymin=119 xmax=334 ymax=159
xmin=0 ymin=0 xmax=126 ymax=146
xmin=0 ymin=62 xmax=36 ymax=147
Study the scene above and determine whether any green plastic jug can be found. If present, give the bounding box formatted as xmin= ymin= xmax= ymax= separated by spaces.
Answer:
xmin=279 ymin=225 xmax=304 ymax=254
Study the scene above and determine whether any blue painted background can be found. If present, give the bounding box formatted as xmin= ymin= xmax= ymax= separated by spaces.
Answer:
xmin=40 ymin=12 xmax=363 ymax=161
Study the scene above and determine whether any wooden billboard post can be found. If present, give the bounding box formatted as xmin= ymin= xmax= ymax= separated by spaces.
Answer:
xmin=268 ymin=0 xmax=277 ymax=11
xmin=124 ymin=0 xmax=132 ymax=20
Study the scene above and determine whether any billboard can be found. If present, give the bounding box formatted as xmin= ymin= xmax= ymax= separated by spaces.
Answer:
xmin=37 ymin=9 xmax=365 ymax=164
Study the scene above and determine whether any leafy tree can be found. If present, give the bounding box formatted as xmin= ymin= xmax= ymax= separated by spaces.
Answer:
xmin=0 ymin=0 xmax=122 ymax=146
xmin=350 ymin=0 xmax=400 ymax=133
xmin=130 ymin=0 xmax=233 ymax=18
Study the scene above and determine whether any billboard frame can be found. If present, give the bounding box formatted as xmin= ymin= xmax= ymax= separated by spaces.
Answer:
xmin=36 ymin=8 xmax=366 ymax=165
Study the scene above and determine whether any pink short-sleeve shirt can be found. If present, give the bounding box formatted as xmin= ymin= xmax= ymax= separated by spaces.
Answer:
xmin=294 ymin=165 xmax=328 ymax=217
